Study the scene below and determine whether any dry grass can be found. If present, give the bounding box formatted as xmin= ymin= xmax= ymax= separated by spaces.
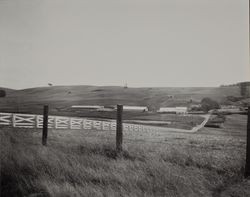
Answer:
xmin=0 ymin=114 xmax=249 ymax=197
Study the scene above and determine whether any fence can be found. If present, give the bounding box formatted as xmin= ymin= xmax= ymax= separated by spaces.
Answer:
xmin=0 ymin=112 xmax=157 ymax=133
xmin=1 ymin=107 xmax=250 ymax=178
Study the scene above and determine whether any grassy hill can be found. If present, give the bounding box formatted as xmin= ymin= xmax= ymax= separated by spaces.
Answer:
xmin=0 ymin=85 xmax=242 ymax=115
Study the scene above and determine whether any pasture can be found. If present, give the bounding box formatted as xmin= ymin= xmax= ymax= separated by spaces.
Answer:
xmin=1 ymin=114 xmax=249 ymax=197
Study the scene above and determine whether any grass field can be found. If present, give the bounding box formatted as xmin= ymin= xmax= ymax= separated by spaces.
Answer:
xmin=1 ymin=114 xmax=249 ymax=197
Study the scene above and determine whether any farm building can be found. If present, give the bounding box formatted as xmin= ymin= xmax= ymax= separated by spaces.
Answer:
xmin=216 ymin=106 xmax=243 ymax=114
xmin=220 ymin=105 xmax=238 ymax=109
xmin=190 ymin=104 xmax=201 ymax=108
xmin=71 ymin=105 xmax=104 ymax=110
xmin=157 ymin=107 xmax=188 ymax=114
xmin=189 ymin=104 xmax=202 ymax=111
xmin=120 ymin=106 xmax=149 ymax=112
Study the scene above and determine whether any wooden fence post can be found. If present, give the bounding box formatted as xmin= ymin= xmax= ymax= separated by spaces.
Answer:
xmin=12 ymin=114 xmax=16 ymax=127
xmin=245 ymin=106 xmax=250 ymax=178
xmin=42 ymin=105 xmax=49 ymax=146
xmin=116 ymin=105 xmax=123 ymax=152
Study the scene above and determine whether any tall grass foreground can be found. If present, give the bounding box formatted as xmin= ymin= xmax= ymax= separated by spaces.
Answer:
xmin=0 ymin=127 xmax=247 ymax=197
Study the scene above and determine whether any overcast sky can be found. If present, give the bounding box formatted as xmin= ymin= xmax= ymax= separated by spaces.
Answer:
xmin=0 ymin=0 xmax=249 ymax=89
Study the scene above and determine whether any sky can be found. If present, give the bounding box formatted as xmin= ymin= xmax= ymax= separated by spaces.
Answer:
xmin=0 ymin=0 xmax=249 ymax=89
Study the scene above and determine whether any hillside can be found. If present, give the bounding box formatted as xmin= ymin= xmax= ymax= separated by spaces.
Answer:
xmin=0 ymin=85 xmax=242 ymax=114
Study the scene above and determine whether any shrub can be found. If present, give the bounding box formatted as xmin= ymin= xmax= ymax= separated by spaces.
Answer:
xmin=0 ymin=90 xmax=6 ymax=97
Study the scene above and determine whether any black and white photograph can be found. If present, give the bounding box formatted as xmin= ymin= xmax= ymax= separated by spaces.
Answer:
xmin=0 ymin=0 xmax=249 ymax=196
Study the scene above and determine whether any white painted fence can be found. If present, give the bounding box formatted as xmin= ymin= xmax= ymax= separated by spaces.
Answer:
xmin=0 ymin=112 xmax=156 ymax=132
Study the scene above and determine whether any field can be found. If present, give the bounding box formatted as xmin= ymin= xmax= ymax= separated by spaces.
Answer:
xmin=1 ymin=114 xmax=249 ymax=197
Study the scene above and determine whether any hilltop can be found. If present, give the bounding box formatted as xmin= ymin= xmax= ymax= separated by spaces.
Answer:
xmin=0 ymin=85 xmax=244 ymax=114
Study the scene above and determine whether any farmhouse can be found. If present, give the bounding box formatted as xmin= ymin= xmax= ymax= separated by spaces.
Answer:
xmin=217 ymin=106 xmax=242 ymax=114
xmin=121 ymin=106 xmax=149 ymax=112
xmin=221 ymin=105 xmax=238 ymax=109
xmin=190 ymin=104 xmax=201 ymax=109
xmin=157 ymin=107 xmax=188 ymax=114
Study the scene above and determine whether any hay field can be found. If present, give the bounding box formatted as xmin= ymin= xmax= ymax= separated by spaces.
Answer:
xmin=1 ymin=114 xmax=249 ymax=197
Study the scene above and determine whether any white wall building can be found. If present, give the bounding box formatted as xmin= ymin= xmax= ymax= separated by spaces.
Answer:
xmin=122 ymin=106 xmax=149 ymax=112
xmin=158 ymin=107 xmax=188 ymax=114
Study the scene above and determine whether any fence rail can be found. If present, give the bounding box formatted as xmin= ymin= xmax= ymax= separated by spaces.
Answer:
xmin=0 ymin=112 xmax=156 ymax=132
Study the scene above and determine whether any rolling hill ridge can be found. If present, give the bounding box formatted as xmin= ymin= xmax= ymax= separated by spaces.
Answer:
xmin=0 ymin=85 xmax=243 ymax=114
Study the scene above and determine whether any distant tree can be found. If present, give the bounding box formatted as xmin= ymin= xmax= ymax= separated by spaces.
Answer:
xmin=201 ymin=97 xmax=220 ymax=112
xmin=0 ymin=90 xmax=6 ymax=97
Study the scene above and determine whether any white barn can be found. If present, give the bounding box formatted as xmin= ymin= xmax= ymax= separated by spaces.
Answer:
xmin=122 ymin=105 xmax=149 ymax=112
xmin=158 ymin=107 xmax=187 ymax=114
